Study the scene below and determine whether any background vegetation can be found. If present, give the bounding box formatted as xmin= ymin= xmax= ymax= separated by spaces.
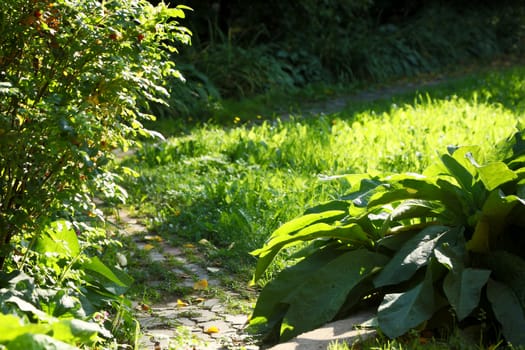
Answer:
xmin=148 ymin=0 xmax=525 ymax=122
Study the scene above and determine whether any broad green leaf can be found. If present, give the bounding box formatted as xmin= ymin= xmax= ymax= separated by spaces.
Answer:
xmin=52 ymin=319 xmax=109 ymax=344
xmin=388 ymin=199 xmax=443 ymax=222
xmin=304 ymin=200 xmax=350 ymax=215
xmin=0 ymin=314 xmax=50 ymax=342
xmin=433 ymin=240 xmax=466 ymax=271
xmin=487 ymin=279 xmax=525 ymax=346
xmin=279 ymin=249 xmax=388 ymax=341
xmin=374 ymin=225 xmax=458 ymax=287
xmin=482 ymin=190 xmax=523 ymax=219
xmin=368 ymin=176 xmax=442 ymax=207
xmin=251 ymin=220 xmax=369 ymax=283
xmin=482 ymin=251 xmax=525 ymax=308
xmin=252 ymin=210 xmax=347 ymax=255
xmin=8 ymin=333 xmax=78 ymax=350
xmin=466 ymin=216 xmax=490 ymax=253
xmin=250 ymin=245 xmax=347 ymax=339
xmin=35 ymin=220 xmax=80 ymax=257
xmin=476 ymin=162 xmax=517 ymax=191
xmin=377 ymin=263 xmax=436 ymax=338
xmin=377 ymin=229 xmax=418 ymax=252
xmin=443 ymin=268 xmax=491 ymax=320
xmin=5 ymin=296 xmax=52 ymax=322
xmin=441 ymin=153 xmax=476 ymax=191
xmin=82 ymin=256 xmax=131 ymax=287
xmin=441 ymin=148 xmax=486 ymax=207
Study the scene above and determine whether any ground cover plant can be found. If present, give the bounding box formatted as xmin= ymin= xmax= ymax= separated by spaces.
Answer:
xmin=0 ymin=0 xmax=190 ymax=347
xmin=120 ymin=66 xmax=525 ymax=309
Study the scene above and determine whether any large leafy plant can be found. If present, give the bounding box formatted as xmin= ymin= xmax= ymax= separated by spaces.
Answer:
xmin=250 ymin=128 xmax=525 ymax=346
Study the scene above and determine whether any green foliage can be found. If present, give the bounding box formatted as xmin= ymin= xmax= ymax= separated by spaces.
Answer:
xmin=190 ymin=43 xmax=296 ymax=98
xmin=0 ymin=0 xmax=190 ymax=346
xmin=121 ymin=67 xmax=524 ymax=285
xmin=0 ymin=220 xmax=135 ymax=348
xmin=0 ymin=0 xmax=190 ymax=268
xmin=175 ymin=0 xmax=525 ymax=102
xmin=249 ymin=127 xmax=525 ymax=345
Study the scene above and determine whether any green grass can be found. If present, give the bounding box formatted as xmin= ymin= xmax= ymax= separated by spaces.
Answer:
xmin=120 ymin=66 xmax=525 ymax=288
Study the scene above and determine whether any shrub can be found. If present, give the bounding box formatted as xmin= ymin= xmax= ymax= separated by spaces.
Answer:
xmin=0 ymin=0 xmax=190 ymax=268
xmin=0 ymin=0 xmax=190 ymax=346
xmin=249 ymin=127 xmax=525 ymax=346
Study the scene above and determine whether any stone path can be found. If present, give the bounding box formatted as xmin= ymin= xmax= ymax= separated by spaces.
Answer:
xmin=113 ymin=208 xmax=379 ymax=350
xmin=113 ymin=210 xmax=259 ymax=350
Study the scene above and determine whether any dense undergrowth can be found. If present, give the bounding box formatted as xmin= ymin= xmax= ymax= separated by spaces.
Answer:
xmin=152 ymin=0 xmax=525 ymax=122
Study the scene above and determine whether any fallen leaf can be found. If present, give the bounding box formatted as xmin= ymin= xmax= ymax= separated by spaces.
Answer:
xmin=177 ymin=299 xmax=189 ymax=307
xmin=143 ymin=243 xmax=154 ymax=251
xmin=183 ymin=243 xmax=195 ymax=249
xmin=204 ymin=326 xmax=219 ymax=334
xmin=193 ymin=279 xmax=208 ymax=290
xmin=145 ymin=235 xmax=163 ymax=242
xmin=136 ymin=303 xmax=150 ymax=311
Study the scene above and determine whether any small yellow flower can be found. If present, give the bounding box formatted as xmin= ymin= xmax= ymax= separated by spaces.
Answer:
xmin=233 ymin=116 xmax=241 ymax=124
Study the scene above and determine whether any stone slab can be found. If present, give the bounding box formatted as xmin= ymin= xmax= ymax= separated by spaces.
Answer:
xmin=267 ymin=310 xmax=376 ymax=350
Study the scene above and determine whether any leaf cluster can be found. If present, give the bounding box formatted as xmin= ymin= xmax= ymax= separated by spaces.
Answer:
xmin=250 ymin=127 xmax=525 ymax=346
xmin=0 ymin=220 xmax=134 ymax=348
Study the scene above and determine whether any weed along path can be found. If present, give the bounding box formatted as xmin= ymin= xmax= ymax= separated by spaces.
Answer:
xmin=114 ymin=210 xmax=259 ymax=350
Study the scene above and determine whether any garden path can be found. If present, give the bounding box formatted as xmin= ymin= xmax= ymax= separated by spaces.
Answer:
xmin=114 ymin=209 xmax=259 ymax=350
xmin=116 ymin=208 xmax=375 ymax=350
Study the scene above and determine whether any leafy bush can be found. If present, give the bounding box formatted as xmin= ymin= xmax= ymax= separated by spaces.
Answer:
xmin=0 ymin=0 xmax=189 ymax=266
xmin=0 ymin=220 xmax=134 ymax=348
xmin=0 ymin=0 xmax=190 ymax=346
xmin=249 ymin=127 xmax=525 ymax=346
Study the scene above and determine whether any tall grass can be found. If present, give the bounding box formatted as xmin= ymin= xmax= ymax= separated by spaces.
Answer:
xmin=120 ymin=66 xmax=525 ymax=280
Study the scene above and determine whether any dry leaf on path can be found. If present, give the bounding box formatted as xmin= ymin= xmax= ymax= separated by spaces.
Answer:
xmin=204 ymin=326 xmax=220 ymax=334
xmin=177 ymin=299 xmax=189 ymax=307
xmin=193 ymin=279 xmax=208 ymax=290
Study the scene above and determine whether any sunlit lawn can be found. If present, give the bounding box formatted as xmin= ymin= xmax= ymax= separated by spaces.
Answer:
xmin=120 ymin=66 xmax=525 ymax=290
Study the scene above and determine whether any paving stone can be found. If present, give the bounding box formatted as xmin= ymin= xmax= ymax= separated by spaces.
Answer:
xmin=192 ymin=309 xmax=218 ymax=323
xmin=225 ymin=314 xmax=249 ymax=326
xmin=210 ymin=304 xmax=226 ymax=313
xmin=137 ymin=316 xmax=168 ymax=329
xmin=149 ymin=251 xmax=165 ymax=262
xmin=163 ymin=246 xmax=183 ymax=256
xmin=186 ymin=263 xmax=210 ymax=279
xmin=175 ymin=317 xmax=196 ymax=327
xmin=202 ymin=298 xmax=221 ymax=309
